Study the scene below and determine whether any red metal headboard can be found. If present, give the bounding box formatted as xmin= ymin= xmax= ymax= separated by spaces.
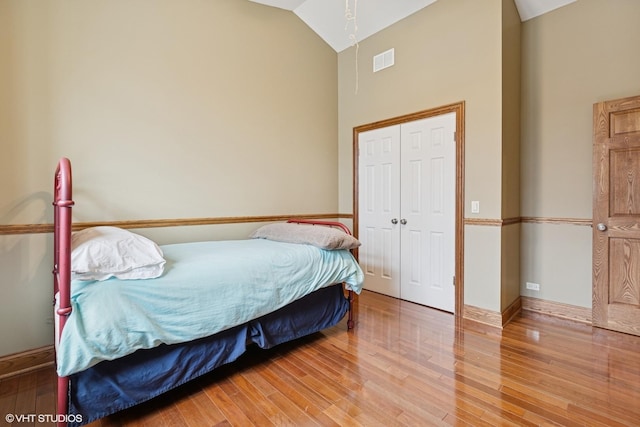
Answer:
xmin=53 ymin=157 xmax=73 ymax=427
xmin=53 ymin=158 xmax=73 ymax=320
xmin=286 ymin=218 xmax=352 ymax=235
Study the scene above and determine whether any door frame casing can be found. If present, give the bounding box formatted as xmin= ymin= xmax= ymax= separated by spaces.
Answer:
xmin=352 ymin=101 xmax=465 ymax=318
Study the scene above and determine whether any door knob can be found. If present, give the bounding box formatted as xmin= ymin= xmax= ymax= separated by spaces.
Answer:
xmin=400 ymin=218 xmax=407 ymax=225
xmin=597 ymin=223 xmax=607 ymax=231
xmin=391 ymin=218 xmax=398 ymax=224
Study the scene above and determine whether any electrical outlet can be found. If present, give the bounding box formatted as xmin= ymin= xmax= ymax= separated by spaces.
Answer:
xmin=526 ymin=282 xmax=540 ymax=291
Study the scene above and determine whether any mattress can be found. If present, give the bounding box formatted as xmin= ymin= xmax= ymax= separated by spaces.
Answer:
xmin=56 ymin=238 xmax=363 ymax=376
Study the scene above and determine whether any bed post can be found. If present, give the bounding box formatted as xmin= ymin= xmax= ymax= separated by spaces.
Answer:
xmin=347 ymin=290 xmax=354 ymax=329
xmin=53 ymin=158 xmax=74 ymax=427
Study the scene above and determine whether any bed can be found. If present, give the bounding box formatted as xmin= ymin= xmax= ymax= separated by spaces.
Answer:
xmin=52 ymin=158 xmax=364 ymax=426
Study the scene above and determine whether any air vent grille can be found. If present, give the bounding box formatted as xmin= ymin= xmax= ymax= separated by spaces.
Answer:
xmin=373 ymin=48 xmax=394 ymax=72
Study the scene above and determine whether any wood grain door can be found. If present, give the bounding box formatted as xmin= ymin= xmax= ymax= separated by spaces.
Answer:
xmin=593 ymin=95 xmax=640 ymax=336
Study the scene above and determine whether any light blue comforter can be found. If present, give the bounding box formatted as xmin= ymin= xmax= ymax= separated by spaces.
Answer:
xmin=56 ymin=239 xmax=363 ymax=376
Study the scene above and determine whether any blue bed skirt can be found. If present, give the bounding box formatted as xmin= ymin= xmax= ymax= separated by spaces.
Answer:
xmin=68 ymin=284 xmax=349 ymax=426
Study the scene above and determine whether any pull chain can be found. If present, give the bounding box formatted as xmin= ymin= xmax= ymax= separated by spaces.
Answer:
xmin=345 ymin=0 xmax=359 ymax=94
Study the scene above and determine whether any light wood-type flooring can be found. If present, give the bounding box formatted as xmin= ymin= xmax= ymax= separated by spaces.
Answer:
xmin=2 ymin=290 xmax=640 ymax=426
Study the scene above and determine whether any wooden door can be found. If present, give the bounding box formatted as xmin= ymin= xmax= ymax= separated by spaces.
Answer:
xmin=399 ymin=113 xmax=456 ymax=312
xmin=358 ymin=125 xmax=402 ymax=298
xmin=593 ymin=95 xmax=640 ymax=336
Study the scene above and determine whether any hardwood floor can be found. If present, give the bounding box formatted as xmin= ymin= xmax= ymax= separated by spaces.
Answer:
xmin=2 ymin=290 xmax=640 ymax=426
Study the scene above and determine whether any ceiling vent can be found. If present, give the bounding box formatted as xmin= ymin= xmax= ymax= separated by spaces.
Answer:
xmin=373 ymin=48 xmax=395 ymax=72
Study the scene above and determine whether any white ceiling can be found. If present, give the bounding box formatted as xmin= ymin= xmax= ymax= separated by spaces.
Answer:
xmin=249 ymin=0 xmax=578 ymax=52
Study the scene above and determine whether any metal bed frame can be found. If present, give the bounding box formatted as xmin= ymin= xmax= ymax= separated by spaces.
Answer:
xmin=52 ymin=158 xmax=355 ymax=426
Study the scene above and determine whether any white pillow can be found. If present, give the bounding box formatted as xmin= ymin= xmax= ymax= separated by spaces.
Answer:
xmin=250 ymin=222 xmax=361 ymax=250
xmin=71 ymin=226 xmax=166 ymax=281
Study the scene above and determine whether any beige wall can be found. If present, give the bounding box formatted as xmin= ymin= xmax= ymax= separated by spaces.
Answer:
xmin=338 ymin=0 xmax=503 ymax=219
xmin=502 ymin=0 xmax=521 ymax=219
xmin=0 ymin=0 xmax=338 ymax=356
xmin=338 ymin=0 xmax=504 ymax=312
xmin=520 ymin=0 xmax=640 ymax=306
xmin=340 ymin=0 xmax=640 ymax=314
xmin=4 ymin=0 xmax=638 ymax=357
xmin=500 ymin=0 xmax=521 ymax=311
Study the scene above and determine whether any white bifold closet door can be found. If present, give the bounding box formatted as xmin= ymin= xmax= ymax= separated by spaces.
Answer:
xmin=358 ymin=112 xmax=456 ymax=313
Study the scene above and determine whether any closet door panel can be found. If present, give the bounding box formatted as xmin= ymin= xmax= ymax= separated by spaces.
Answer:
xmin=357 ymin=112 xmax=455 ymax=312
xmin=400 ymin=113 xmax=456 ymax=312
xmin=358 ymin=126 xmax=401 ymax=298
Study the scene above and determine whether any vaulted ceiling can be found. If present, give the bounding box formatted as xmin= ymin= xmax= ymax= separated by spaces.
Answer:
xmin=248 ymin=0 xmax=577 ymax=52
